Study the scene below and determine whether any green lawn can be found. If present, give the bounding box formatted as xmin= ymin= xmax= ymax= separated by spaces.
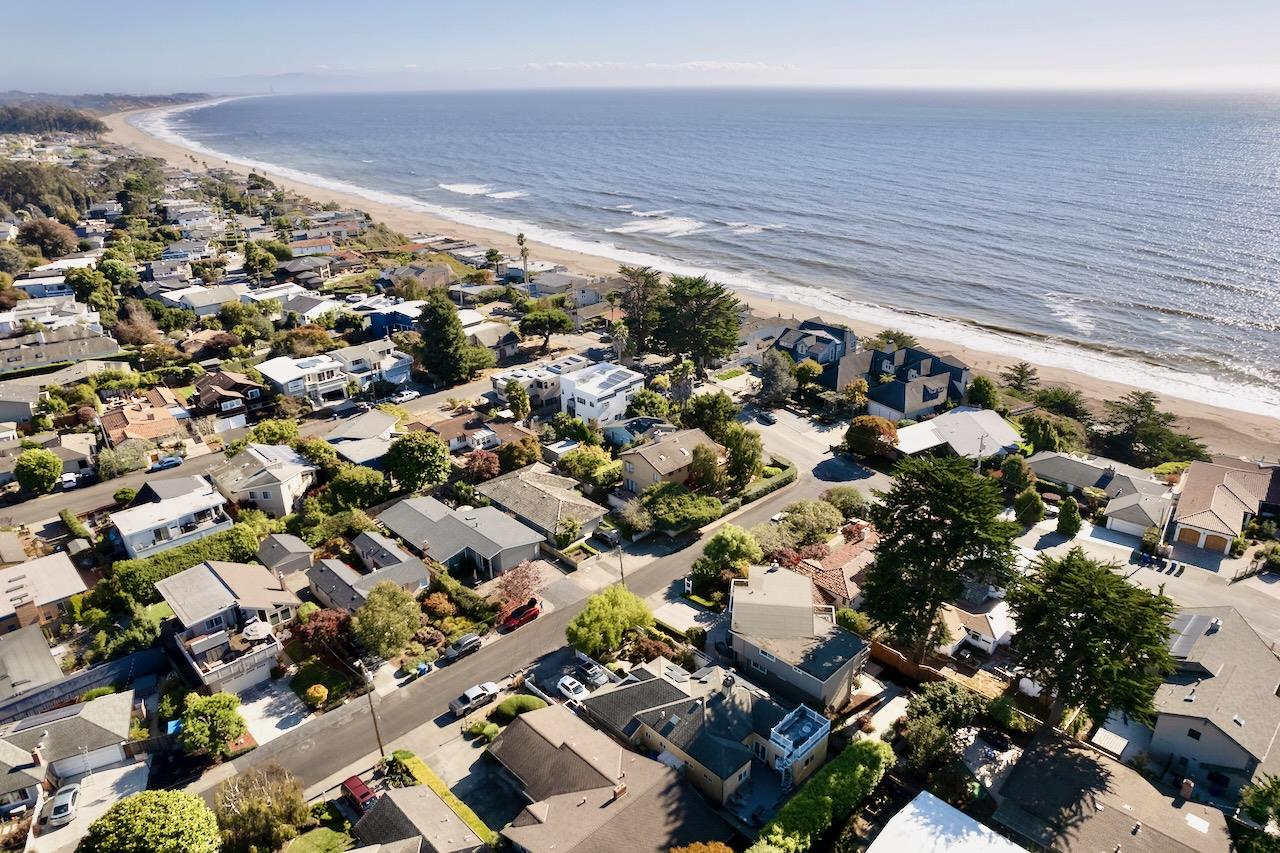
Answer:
xmin=715 ymin=367 xmax=747 ymax=381
xmin=287 ymin=827 xmax=353 ymax=853
xmin=291 ymin=658 xmax=351 ymax=701
xmin=144 ymin=601 xmax=173 ymax=621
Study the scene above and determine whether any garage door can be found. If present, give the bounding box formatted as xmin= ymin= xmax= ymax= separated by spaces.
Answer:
xmin=1204 ymin=535 xmax=1230 ymax=554
xmin=1107 ymin=518 xmax=1148 ymax=538
xmin=219 ymin=664 xmax=271 ymax=696
xmin=1177 ymin=527 xmax=1201 ymax=546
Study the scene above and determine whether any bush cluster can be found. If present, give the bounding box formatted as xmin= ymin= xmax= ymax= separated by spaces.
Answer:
xmin=112 ymin=523 xmax=262 ymax=603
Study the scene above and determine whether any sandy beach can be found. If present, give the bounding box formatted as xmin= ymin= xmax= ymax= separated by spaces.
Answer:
xmin=104 ymin=106 xmax=1280 ymax=457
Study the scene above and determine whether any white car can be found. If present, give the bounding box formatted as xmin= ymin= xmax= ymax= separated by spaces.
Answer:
xmin=770 ymin=512 xmax=785 ymax=524
xmin=557 ymin=675 xmax=589 ymax=702
xmin=59 ymin=473 xmax=79 ymax=490
xmin=449 ymin=681 xmax=500 ymax=717
xmin=48 ymin=784 xmax=80 ymax=827
xmin=345 ymin=294 xmax=366 ymax=303
xmin=392 ymin=390 xmax=421 ymax=403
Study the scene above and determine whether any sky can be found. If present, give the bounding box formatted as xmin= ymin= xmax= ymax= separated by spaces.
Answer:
xmin=7 ymin=0 xmax=1280 ymax=94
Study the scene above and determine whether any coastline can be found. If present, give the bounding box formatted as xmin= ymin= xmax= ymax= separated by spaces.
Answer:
xmin=103 ymin=103 xmax=1280 ymax=457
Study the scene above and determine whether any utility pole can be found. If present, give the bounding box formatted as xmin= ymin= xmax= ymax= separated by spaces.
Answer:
xmin=615 ymin=543 xmax=627 ymax=590
xmin=357 ymin=660 xmax=386 ymax=759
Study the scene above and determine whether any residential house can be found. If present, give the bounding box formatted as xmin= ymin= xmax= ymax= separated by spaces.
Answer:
xmin=891 ymin=406 xmax=1022 ymax=459
xmin=0 ymin=553 xmax=87 ymax=634
xmin=488 ymin=703 xmax=735 ymax=853
xmin=728 ymin=564 xmax=870 ymax=710
xmin=1148 ymin=607 xmax=1280 ymax=802
xmin=99 ymin=401 xmax=182 ymax=447
xmin=829 ymin=345 xmax=970 ymax=419
xmin=790 ymin=521 xmax=878 ymax=609
xmin=145 ymin=258 xmax=192 ymax=283
xmin=156 ymin=561 xmax=300 ymax=694
xmin=378 ymin=261 xmax=455 ymax=291
xmin=581 ymin=657 xmax=830 ymax=805
xmin=0 ymin=296 xmax=101 ymax=336
xmin=4 ymin=360 xmax=129 ymax=394
xmin=618 ymin=429 xmax=720 ymax=495
xmin=88 ymin=199 xmax=123 ymax=220
xmin=326 ymin=408 xmax=400 ymax=467
xmin=871 ymin=791 xmax=1029 ymax=853
xmin=378 ymin=496 xmax=542 ymax=579
xmin=276 ymin=256 xmax=336 ymax=288
xmin=161 ymin=239 xmax=214 ymax=261
xmin=366 ymin=300 xmax=426 ymax=338
xmin=938 ymin=596 xmax=1016 ymax=657
xmin=159 ymin=284 xmax=247 ymax=317
xmin=241 ymin=282 xmax=307 ymax=309
xmin=0 ymin=326 xmax=121 ymax=375
xmin=559 ymin=362 xmax=645 ymax=425
xmin=307 ymin=549 xmax=430 ymax=613
xmin=0 ymin=627 xmax=60 ymax=703
xmin=1027 ymin=450 xmax=1175 ymax=538
xmin=771 ymin=319 xmax=860 ymax=385
xmin=0 ymin=740 xmax=42 ymax=817
xmin=354 ymin=786 xmax=485 ymax=853
xmin=492 ymin=353 xmax=593 ymax=412
xmin=43 ymin=433 xmax=96 ymax=478
xmin=993 ymin=735 xmax=1230 ymax=853
xmin=287 ymin=237 xmax=336 ymax=256
xmin=191 ymin=370 xmax=269 ymax=432
xmin=0 ymin=690 xmax=133 ymax=806
xmin=427 ymin=412 xmax=537 ymax=454
xmin=109 ymin=476 xmax=233 ymax=558
xmin=258 ymin=354 xmax=349 ymax=406
xmin=524 ymin=271 xmax=588 ymax=299
xmin=257 ymin=533 xmax=314 ymax=576
xmin=280 ymin=293 xmax=343 ymax=324
xmin=0 ymin=384 xmax=40 ymax=425
xmin=476 ymin=463 xmax=607 ymax=544
xmin=466 ymin=320 xmax=521 ymax=362
xmin=11 ymin=274 xmax=75 ymax=299
xmin=602 ymin=416 xmax=676 ymax=449
xmin=211 ymin=443 xmax=318 ymax=518
xmin=1170 ymin=459 xmax=1278 ymax=554
xmin=331 ymin=339 xmax=413 ymax=390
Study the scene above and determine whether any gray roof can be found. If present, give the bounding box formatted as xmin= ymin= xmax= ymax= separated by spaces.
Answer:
xmin=619 ymin=429 xmax=716 ymax=477
xmin=0 ymin=626 xmax=61 ymax=701
xmin=475 ymin=463 xmax=606 ymax=537
xmin=1103 ymin=491 xmax=1171 ymax=527
xmin=0 ymin=532 xmax=26 ymax=565
xmin=1025 ymin=451 xmax=1155 ymax=494
xmin=258 ymin=534 xmax=313 ymax=572
xmin=581 ymin=677 xmax=688 ymax=739
xmin=1 ymin=690 xmax=133 ymax=765
xmin=0 ymin=738 xmax=43 ymax=797
xmin=378 ymin=496 xmax=542 ymax=563
xmin=993 ymin=735 xmax=1230 ymax=853
xmin=327 ymin=409 xmax=399 ymax=442
xmin=156 ymin=561 xmax=299 ymax=627
xmin=307 ymin=558 xmax=430 ymax=613
xmin=354 ymin=786 xmax=483 ymax=853
xmin=1156 ymin=607 xmax=1280 ymax=762
xmin=333 ymin=437 xmax=393 ymax=467
xmin=352 ymin=532 xmax=413 ymax=570
xmin=210 ymin=443 xmax=316 ymax=494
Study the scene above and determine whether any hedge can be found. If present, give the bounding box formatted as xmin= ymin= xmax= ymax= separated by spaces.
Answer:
xmin=112 ymin=523 xmax=262 ymax=603
xmin=750 ymin=739 xmax=893 ymax=853
xmin=389 ymin=750 xmax=497 ymax=845
xmin=60 ymin=509 xmax=92 ymax=540
xmin=492 ymin=694 xmax=548 ymax=723
xmin=431 ymin=571 xmax=498 ymax=623
xmin=741 ymin=455 xmax=797 ymax=505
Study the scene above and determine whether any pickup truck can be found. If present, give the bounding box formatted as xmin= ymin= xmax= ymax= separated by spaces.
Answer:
xmin=449 ymin=681 xmax=500 ymax=717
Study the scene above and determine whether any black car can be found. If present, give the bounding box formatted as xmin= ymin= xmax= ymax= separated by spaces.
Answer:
xmin=442 ymin=633 xmax=482 ymax=662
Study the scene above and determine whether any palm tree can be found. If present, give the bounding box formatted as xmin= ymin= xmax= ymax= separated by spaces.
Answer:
xmin=516 ymin=233 xmax=530 ymax=287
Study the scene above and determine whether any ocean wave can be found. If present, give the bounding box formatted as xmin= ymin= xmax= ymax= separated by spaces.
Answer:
xmin=438 ymin=183 xmax=493 ymax=196
xmin=607 ymin=215 xmax=707 ymax=238
xmin=486 ymin=190 xmax=528 ymax=199
xmin=126 ymin=102 xmax=1280 ymax=417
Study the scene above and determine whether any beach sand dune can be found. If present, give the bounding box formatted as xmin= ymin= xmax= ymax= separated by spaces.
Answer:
xmin=103 ymin=107 xmax=1280 ymax=458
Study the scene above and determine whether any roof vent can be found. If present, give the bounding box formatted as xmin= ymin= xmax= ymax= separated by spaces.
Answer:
xmin=1234 ymin=715 xmax=1246 ymax=726
xmin=1208 ymin=618 xmax=1222 ymax=634
xmin=1184 ymin=689 xmax=1196 ymax=702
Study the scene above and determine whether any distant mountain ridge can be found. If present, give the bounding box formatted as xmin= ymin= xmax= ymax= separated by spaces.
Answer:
xmin=0 ymin=91 xmax=208 ymax=114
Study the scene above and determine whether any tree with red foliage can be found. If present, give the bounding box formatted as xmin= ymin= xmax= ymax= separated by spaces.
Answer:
xmin=293 ymin=608 xmax=350 ymax=650
xmin=465 ymin=449 xmax=501 ymax=483
xmin=769 ymin=542 xmax=832 ymax=568
xmin=492 ymin=561 xmax=542 ymax=621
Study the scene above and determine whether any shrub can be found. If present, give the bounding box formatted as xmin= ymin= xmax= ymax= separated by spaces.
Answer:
xmin=296 ymin=602 xmax=319 ymax=623
xmin=753 ymin=740 xmax=893 ymax=853
xmin=481 ymin=723 xmax=501 ymax=743
xmin=821 ymin=485 xmax=866 ymax=520
xmin=80 ymin=685 xmax=116 ymax=702
xmin=113 ymin=523 xmax=262 ymax=603
xmin=685 ymin=626 xmax=707 ymax=650
xmin=492 ymin=695 xmax=548 ymax=723
xmin=431 ymin=572 xmax=498 ymax=623
xmin=304 ymin=684 xmax=329 ymax=709
xmin=741 ymin=456 xmax=797 ymax=504
xmin=60 ymin=508 xmax=92 ymax=540
xmin=835 ymin=608 xmax=874 ymax=636
xmin=422 ymin=591 xmax=458 ymax=619
xmin=988 ymin=696 xmax=1038 ymax=736
xmin=466 ymin=721 xmax=488 ymax=738
xmin=1013 ymin=486 xmax=1045 ymax=526
xmin=113 ymin=486 xmax=138 ymax=506
xmin=640 ymin=482 xmax=723 ymax=531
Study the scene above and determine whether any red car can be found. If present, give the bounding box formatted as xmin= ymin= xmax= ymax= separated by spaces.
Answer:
xmin=501 ymin=597 xmax=541 ymax=631
xmin=342 ymin=776 xmax=378 ymax=812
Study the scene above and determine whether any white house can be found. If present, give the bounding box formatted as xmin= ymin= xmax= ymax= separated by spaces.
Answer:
xmin=12 ymin=275 xmax=74 ymax=299
xmin=558 ymin=361 xmax=644 ymax=425
xmin=161 ymin=239 xmax=215 ymax=261
xmin=492 ymin=353 xmax=593 ymax=411
xmin=159 ymin=284 xmax=247 ymax=318
xmin=257 ymin=354 xmax=349 ymax=405
xmin=330 ymin=338 xmax=413 ymax=389
xmin=0 ymin=297 xmax=100 ymax=335
xmin=280 ymin=293 xmax=344 ymax=324
xmin=210 ymin=444 xmax=319 ymax=518
xmin=110 ymin=476 xmax=233 ymax=558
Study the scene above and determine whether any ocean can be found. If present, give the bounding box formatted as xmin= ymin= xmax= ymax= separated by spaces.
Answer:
xmin=134 ymin=89 xmax=1280 ymax=415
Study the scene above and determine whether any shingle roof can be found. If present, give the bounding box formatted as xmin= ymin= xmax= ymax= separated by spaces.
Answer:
xmin=0 ymin=553 xmax=87 ymax=620
xmin=1 ymin=690 xmax=133 ymax=764
xmin=475 ymin=463 xmax=605 ymax=537
xmin=210 ymin=443 xmax=316 ymax=494
xmin=378 ymin=496 xmax=542 ymax=563
xmin=306 ymin=557 xmax=430 ymax=613
xmin=0 ymin=625 xmax=61 ymax=701
xmin=354 ymin=785 xmax=484 ymax=853
xmin=156 ymin=561 xmax=299 ymax=627
xmin=580 ymin=677 xmax=688 ymax=738
xmin=257 ymin=533 xmax=313 ymax=571
xmin=1174 ymin=460 xmax=1274 ymax=537
xmin=327 ymin=409 xmax=399 ymax=442
xmin=618 ymin=429 xmax=717 ymax=477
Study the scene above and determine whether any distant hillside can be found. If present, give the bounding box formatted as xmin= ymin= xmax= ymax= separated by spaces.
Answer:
xmin=0 ymin=103 xmax=106 ymax=135
xmin=0 ymin=91 xmax=208 ymax=114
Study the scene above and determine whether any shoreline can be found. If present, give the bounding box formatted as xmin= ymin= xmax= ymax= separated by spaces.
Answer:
xmin=103 ymin=103 xmax=1280 ymax=457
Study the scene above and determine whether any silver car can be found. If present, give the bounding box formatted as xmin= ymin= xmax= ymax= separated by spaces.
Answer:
xmin=49 ymin=784 xmax=80 ymax=827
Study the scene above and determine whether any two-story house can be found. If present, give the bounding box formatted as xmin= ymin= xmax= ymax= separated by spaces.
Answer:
xmin=1169 ymin=459 xmax=1278 ymax=555
xmin=492 ymin=353 xmax=593 ymax=412
xmin=838 ymin=346 xmax=970 ymax=421
xmin=426 ymin=411 xmax=538 ymax=454
xmin=210 ymin=444 xmax=319 ymax=519
xmin=109 ymin=476 xmax=233 ymax=559
xmin=559 ymin=361 xmax=644 ymax=425
xmin=330 ymin=338 xmax=413 ymax=390
xmin=325 ymin=408 xmax=400 ymax=467
xmin=0 ymin=553 xmax=87 ymax=634
xmin=156 ymin=561 xmax=300 ymax=695
xmin=257 ymin=354 xmax=349 ymax=406
xmin=1148 ymin=607 xmax=1280 ymax=802
xmin=581 ymin=657 xmax=830 ymax=804
xmin=771 ymin=319 xmax=860 ymax=384
xmin=729 ymin=564 xmax=870 ymax=711
xmin=618 ymin=428 xmax=720 ymax=495
xmin=191 ymin=370 xmax=269 ymax=433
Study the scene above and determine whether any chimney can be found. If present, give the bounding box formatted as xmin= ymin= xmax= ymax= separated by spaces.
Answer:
xmin=1180 ymin=778 xmax=1195 ymax=799
xmin=611 ymin=784 xmax=627 ymax=802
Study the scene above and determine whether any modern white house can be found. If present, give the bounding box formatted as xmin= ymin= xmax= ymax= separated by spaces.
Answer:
xmin=257 ymin=354 xmax=349 ymax=405
xmin=492 ymin=353 xmax=593 ymax=410
xmin=559 ymin=361 xmax=644 ymax=425
xmin=210 ymin=444 xmax=319 ymax=519
xmin=110 ymin=476 xmax=233 ymax=558
xmin=331 ymin=338 xmax=414 ymax=390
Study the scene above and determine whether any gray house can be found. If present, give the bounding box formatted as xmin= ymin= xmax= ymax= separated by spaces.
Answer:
xmin=378 ymin=496 xmax=541 ymax=578
xmin=0 ymin=625 xmax=62 ymax=702
xmin=1148 ymin=607 xmax=1280 ymax=802
xmin=257 ymin=533 xmax=314 ymax=576
xmin=728 ymin=565 xmax=869 ymax=711
xmin=354 ymin=785 xmax=485 ymax=853
xmin=306 ymin=558 xmax=430 ymax=613
xmin=1026 ymin=451 xmax=1172 ymax=537
xmin=475 ymin=462 xmax=606 ymax=545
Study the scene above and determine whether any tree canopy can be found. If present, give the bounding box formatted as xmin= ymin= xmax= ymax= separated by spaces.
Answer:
xmin=18 ymin=217 xmax=78 ymax=258
xmin=14 ymin=447 xmax=62 ymax=494
xmin=179 ymin=692 xmax=247 ymax=758
xmin=519 ymin=307 xmax=572 ymax=351
xmin=615 ymin=265 xmax=667 ymax=356
xmin=721 ymin=422 xmax=764 ymax=491
xmin=80 ymin=790 xmax=220 ymax=853
xmin=565 ymin=585 xmax=653 ymax=658
xmin=640 ymin=482 xmax=723 ymax=531
xmin=504 ymin=379 xmax=531 ymax=420
xmin=415 ymin=289 xmax=471 ymax=384
xmin=626 ymin=387 xmax=670 ymax=419
xmin=781 ymin=499 xmax=844 ymax=546
xmin=967 ymin=375 xmax=999 ymax=409
xmin=844 ymin=415 xmax=898 ymax=458
xmin=654 ymin=275 xmax=741 ymax=371
xmin=681 ymin=391 xmax=739 ymax=442
xmin=692 ymin=524 xmax=762 ymax=579
xmin=352 ymin=581 xmax=420 ymax=658
xmin=214 ymin=763 xmax=310 ymax=853
xmin=757 ymin=349 xmax=797 ymax=405
xmin=384 ymin=432 xmax=451 ymax=492
xmin=1000 ymin=361 xmax=1039 ymax=394
xmin=1095 ymin=390 xmax=1209 ymax=468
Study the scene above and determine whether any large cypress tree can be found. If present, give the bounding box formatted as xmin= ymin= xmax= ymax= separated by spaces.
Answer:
xmin=1008 ymin=547 xmax=1175 ymax=726
xmin=615 ymin=265 xmax=667 ymax=356
xmin=654 ymin=275 xmax=741 ymax=372
xmin=862 ymin=456 xmax=1018 ymax=659
xmin=415 ymin=288 xmax=469 ymax=384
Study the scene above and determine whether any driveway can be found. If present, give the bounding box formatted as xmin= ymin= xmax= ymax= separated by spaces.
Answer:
xmin=423 ymin=735 xmax=524 ymax=833
xmin=30 ymin=759 xmax=149 ymax=853
xmin=239 ymin=679 xmax=311 ymax=746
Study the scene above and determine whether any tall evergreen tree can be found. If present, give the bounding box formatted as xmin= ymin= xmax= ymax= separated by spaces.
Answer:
xmin=1000 ymin=361 xmax=1040 ymax=394
xmin=862 ymin=456 xmax=1018 ymax=658
xmin=1008 ymin=547 xmax=1175 ymax=725
xmin=415 ymin=288 xmax=469 ymax=384
xmin=654 ymin=275 xmax=741 ymax=372
xmin=616 ymin=265 xmax=667 ymax=356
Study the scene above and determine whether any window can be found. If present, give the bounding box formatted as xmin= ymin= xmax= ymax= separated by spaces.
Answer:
xmin=246 ymin=389 xmax=260 ymax=400
xmin=759 ymin=649 xmax=776 ymax=662
xmin=752 ymin=660 xmax=767 ymax=674
xmin=260 ymin=490 xmax=271 ymax=500
xmin=205 ymin=615 xmax=224 ymax=630
xmin=1187 ymin=728 xmax=1202 ymax=741
xmin=738 ymin=769 xmax=749 ymax=781
xmin=804 ymin=756 xmax=813 ymax=767
xmin=624 ymin=462 xmax=634 ymax=474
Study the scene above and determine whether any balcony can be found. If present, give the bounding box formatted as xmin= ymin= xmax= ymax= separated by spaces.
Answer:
xmin=769 ymin=704 xmax=829 ymax=761
xmin=180 ymin=620 xmax=282 ymax=687
xmin=133 ymin=511 xmax=233 ymax=555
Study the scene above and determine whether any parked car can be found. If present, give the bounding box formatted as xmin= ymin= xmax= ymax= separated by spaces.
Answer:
xmin=449 ymin=681 xmax=500 ymax=717
xmin=501 ymin=598 xmax=541 ymax=631
xmin=578 ymin=661 xmax=608 ymax=688
xmin=341 ymin=776 xmax=378 ymax=813
xmin=442 ymin=633 xmax=483 ymax=662
xmin=345 ymin=293 xmax=365 ymax=303
xmin=148 ymin=455 xmax=183 ymax=472
xmin=59 ymin=472 xmax=78 ymax=490
xmin=558 ymin=675 xmax=589 ymax=702
xmin=769 ymin=512 xmax=785 ymax=524
xmin=392 ymin=389 xmax=421 ymax=403
xmin=757 ymin=411 xmax=778 ymax=425
xmin=48 ymin=784 xmax=80 ymax=827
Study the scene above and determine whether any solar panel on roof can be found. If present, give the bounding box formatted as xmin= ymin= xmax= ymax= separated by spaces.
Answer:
xmin=1168 ymin=613 xmax=1211 ymax=659
xmin=11 ymin=703 xmax=82 ymax=732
